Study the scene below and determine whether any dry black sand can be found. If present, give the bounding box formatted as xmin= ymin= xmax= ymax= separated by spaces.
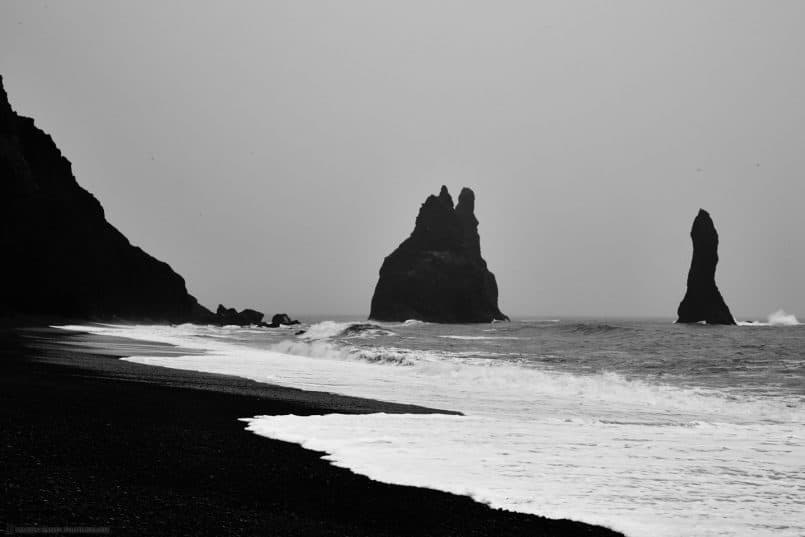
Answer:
xmin=0 ymin=324 xmax=622 ymax=537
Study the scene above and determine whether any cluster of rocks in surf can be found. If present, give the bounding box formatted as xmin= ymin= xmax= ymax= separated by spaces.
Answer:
xmin=370 ymin=185 xmax=508 ymax=323
xmin=213 ymin=306 xmax=300 ymax=327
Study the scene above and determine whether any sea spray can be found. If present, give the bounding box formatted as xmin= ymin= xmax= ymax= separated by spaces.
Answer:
xmin=767 ymin=309 xmax=799 ymax=326
xmin=737 ymin=309 xmax=800 ymax=326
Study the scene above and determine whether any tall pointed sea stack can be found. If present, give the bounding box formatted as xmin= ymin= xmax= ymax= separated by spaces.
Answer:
xmin=0 ymin=74 xmax=209 ymax=321
xmin=369 ymin=186 xmax=508 ymax=323
xmin=677 ymin=209 xmax=735 ymax=325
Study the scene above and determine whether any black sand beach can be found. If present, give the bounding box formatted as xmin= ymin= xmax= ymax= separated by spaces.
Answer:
xmin=0 ymin=324 xmax=622 ymax=537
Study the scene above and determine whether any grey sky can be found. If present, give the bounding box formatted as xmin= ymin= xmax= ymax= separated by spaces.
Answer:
xmin=2 ymin=1 xmax=803 ymax=319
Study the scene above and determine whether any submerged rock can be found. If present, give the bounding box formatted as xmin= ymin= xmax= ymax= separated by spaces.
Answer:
xmin=677 ymin=209 xmax=736 ymax=325
xmin=0 ymin=74 xmax=209 ymax=322
xmin=369 ymin=186 xmax=508 ymax=323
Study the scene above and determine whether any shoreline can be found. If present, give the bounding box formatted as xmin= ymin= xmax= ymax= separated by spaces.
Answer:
xmin=0 ymin=324 xmax=622 ymax=536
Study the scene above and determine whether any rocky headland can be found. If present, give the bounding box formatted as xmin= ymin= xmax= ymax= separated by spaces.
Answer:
xmin=0 ymin=74 xmax=285 ymax=326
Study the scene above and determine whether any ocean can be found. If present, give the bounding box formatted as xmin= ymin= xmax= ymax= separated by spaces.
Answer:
xmin=61 ymin=316 xmax=805 ymax=537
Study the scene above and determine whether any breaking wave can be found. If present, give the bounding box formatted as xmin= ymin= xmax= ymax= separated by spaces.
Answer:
xmin=738 ymin=309 xmax=800 ymax=327
xmin=268 ymin=334 xmax=802 ymax=424
xmin=300 ymin=321 xmax=395 ymax=340
xmin=270 ymin=339 xmax=419 ymax=366
xmin=58 ymin=322 xmax=804 ymax=424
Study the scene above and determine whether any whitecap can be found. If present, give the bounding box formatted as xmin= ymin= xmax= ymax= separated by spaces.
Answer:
xmin=738 ymin=309 xmax=800 ymax=327
xmin=439 ymin=335 xmax=523 ymax=340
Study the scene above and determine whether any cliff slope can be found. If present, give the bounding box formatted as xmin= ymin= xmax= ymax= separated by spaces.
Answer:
xmin=0 ymin=75 xmax=209 ymax=322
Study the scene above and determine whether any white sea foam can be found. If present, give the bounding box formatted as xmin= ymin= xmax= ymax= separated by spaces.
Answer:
xmin=299 ymin=320 xmax=396 ymax=340
xmin=439 ymin=335 xmax=524 ymax=340
xmin=57 ymin=323 xmax=805 ymax=537
xmin=270 ymin=340 xmax=421 ymax=366
xmin=737 ymin=309 xmax=800 ymax=327
xmin=299 ymin=320 xmax=355 ymax=339
xmin=241 ymin=413 xmax=803 ymax=537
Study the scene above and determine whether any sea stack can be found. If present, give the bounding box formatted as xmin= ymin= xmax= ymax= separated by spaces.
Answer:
xmin=369 ymin=186 xmax=508 ymax=323
xmin=677 ymin=209 xmax=735 ymax=325
xmin=0 ymin=74 xmax=210 ymax=321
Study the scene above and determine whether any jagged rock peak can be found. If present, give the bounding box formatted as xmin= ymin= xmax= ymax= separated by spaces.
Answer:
xmin=437 ymin=184 xmax=454 ymax=207
xmin=455 ymin=187 xmax=480 ymax=255
xmin=677 ymin=208 xmax=736 ymax=325
xmin=456 ymin=187 xmax=475 ymax=213
xmin=369 ymin=186 xmax=508 ymax=323
xmin=692 ymin=209 xmax=718 ymax=251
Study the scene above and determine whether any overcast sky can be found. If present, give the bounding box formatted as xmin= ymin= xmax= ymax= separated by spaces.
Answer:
xmin=2 ymin=1 xmax=803 ymax=319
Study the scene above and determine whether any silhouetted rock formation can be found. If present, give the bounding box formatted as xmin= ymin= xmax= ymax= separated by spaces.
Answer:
xmin=677 ymin=209 xmax=736 ymax=325
xmin=370 ymin=186 xmax=508 ymax=323
xmin=240 ymin=309 xmax=266 ymax=325
xmin=0 ymin=75 xmax=214 ymax=322
xmin=214 ymin=305 xmax=268 ymax=326
xmin=0 ymin=75 xmax=293 ymax=326
xmin=205 ymin=306 xmax=300 ymax=327
xmin=269 ymin=313 xmax=300 ymax=327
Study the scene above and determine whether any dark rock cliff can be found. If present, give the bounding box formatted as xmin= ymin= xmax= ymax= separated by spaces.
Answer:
xmin=0 ymin=74 xmax=213 ymax=322
xmin=369 ymin=186 xmax=508 ymax=323
xmin=677 ymin=209 xmax=736 ymax=325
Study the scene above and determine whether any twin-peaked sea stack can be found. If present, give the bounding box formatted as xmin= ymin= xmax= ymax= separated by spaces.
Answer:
xmin=677 ymin=209 xmax=736 ymax=325
xmin=370 ymin=186 xmax=509 ymax=323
